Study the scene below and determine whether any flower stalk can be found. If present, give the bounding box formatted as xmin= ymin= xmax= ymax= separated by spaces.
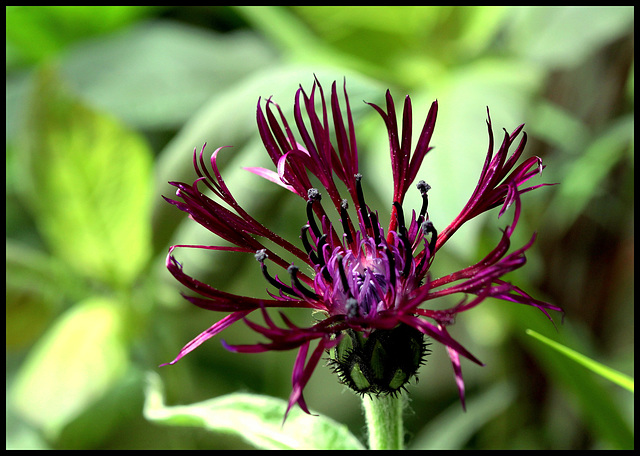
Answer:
xmin=362 ymin=394 xmax=405 ymax=450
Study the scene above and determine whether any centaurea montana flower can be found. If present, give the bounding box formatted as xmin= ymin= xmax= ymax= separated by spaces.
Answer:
xmin=162 ymin=78 xmax=561 ymax=418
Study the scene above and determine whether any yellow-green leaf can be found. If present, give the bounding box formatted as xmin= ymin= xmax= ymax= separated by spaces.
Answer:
xmin=20 ymin=68 xmax=153 ymax=287
xmin=10 ymin=297 xmax=129 ymax=439
xmin=526 ymin=329 xmax=634 ymax=393
xmin=144 ymin=373 xmax=364 ymax=450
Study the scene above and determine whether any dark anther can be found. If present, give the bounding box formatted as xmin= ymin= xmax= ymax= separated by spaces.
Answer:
xmin=401 ymin=231 xmax=413 ymax=277
xmin=302 ymin=226 xmax=332 ymax=282
xmin=307 ymin=187 xmax=322 ymax=202
xmin=355 ymin=174 xmax=371 ymax=229
xmin=316 ymin=234 xmax=333 ymax=282
xmin=421 ymin=220 xmax=438 ymax=257
xmin=288 ymin=265 xmax=320 ymax=300
xmin=392 ymin=202 xmax=413 ymax=276
xmin=255 ymin=249 xmax=268 ymax=263
xmin=336 ymin=255 xmax=351 ymax=295
xmin=315 ymin=234 xmax=328 ymax=267
xmin=255 ymin=250 xmax=296 ymax=296
xmin=384 ymin=246 xmax=396 ymax=286
xmin=300 ymin=225 xmax=317 ymax=263
xmin=417 ymin=180 xmax=431 ymax=221
xmin=340 ymin=199 xmax=354 ymax=245
xmin=392 ymin=201 xmax=407 ymax=232
xmin=369 ymin=211 xmax=381 ymax=245
xmin=306 ymin=188 xmax=322 ymax=238
xmin=417 ymin=180 xmax=431 ymax=195
xmin=416 ymin=220 xmax=437 ymax=274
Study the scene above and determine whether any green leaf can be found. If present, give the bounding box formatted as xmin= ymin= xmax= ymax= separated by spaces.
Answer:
xmin=290 ymin=6 xmax=507 ymax=61
xmin=233 ymin=7 xmax=360 ymax=70
xmin=248 ymin=6 xmax=508 ymax=86
xmin=505 ymin=6 xmax=634 ymax=69
xmin=526 ymin=329 xmax=633 ymax=393
xmin=20 ymin=68 xmax=153 ymax=287
xmin=10 ymin=297 xmax=129 ymax=440
xmin=7 ymin=6 xmax=155 ymax=66
xmin=143 ymin=373 xmax=365 ymax=450
xmin=548 ymin=115 xmax=634 ymax=231
xmin=5 ymin=241 xmax=81 ymax=348
xmin=514 ymin=311 xmax=634 ymax=449
xmin=61 ymin=21 xmax=280 ymax=129
xmin=409 ymin=382 xmax=517 ymax=450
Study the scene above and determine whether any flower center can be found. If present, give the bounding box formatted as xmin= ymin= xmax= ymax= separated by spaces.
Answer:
xmin=254 ymin=174 xmax=438 ymax=397
xmin=318 ymin=237 xmax=401 ymax=319
xmin=309 ymin=177 xmax=436 ymax=321
xmin=254 ymin=175 xmax=437 ymax=322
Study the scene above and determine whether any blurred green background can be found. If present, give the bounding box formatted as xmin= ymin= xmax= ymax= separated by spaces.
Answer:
xmin=6 ymin=6 xmax=633 ymax=450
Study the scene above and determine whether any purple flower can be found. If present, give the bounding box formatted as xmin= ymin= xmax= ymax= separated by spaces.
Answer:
xmin=162 ymin=78 xmax=561 ymax=418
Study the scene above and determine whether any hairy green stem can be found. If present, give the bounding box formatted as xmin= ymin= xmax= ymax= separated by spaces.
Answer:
xmin=362 ymin=394 xmax=405 ymax=450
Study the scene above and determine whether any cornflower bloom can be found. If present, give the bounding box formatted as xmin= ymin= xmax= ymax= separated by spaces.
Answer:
xmin=163 ymin=78 xmax=561 ymax=418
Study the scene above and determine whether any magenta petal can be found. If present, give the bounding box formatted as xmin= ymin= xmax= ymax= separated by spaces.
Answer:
xmin=160 ymin=311 xmax=251 ymax=366
xmin=285 ymin=337 xmax=335 ymax=421
xmin=399 ymin=315 xmax=483 ymax=366
xmin=446 ymin=343 xmax=467 ymax=411
xmin=243 ymin=166 xmax=298 ymax=194
xmin=286 ymin=341 xmax=313 ymax=418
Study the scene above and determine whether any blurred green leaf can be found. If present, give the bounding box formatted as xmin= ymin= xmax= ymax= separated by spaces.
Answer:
xmin=233 ymin=6 xmax=389 ymax=82
xmin=514 ymin=311 xmax=634 ymax=450
xmin=10 ymin=297 xmax=130 ymax=440
xmin=5 ymin=241 xmax=82 ymax=348
xmin=19 ymin=68 xmax=153 ymax=287
xmin=55 ymin=369 xmax=146 ymax=449
xmin=292 ymin=6 xmax=507 ymax=63
xmin=409 ymin=382 xmax=517 ymax=449
xmin=144 ymin=373 xmax=365 ymax=450
xmin=526 ymin=330 xmax=633 ymax=393
xmin=505 ymin=6 xmax=634 ymax=69
xmin=528 ymin=100 xmax=591 ymax=154
xmin=61 ymin=21 xmax=280 ymax=129
xmin=6 ymin=6 xmax=156 ymax=66
xmin=237 ymin=7 xmax=510 ymax=87
xmin=549 ymin=114 xmax=633 ymax=231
